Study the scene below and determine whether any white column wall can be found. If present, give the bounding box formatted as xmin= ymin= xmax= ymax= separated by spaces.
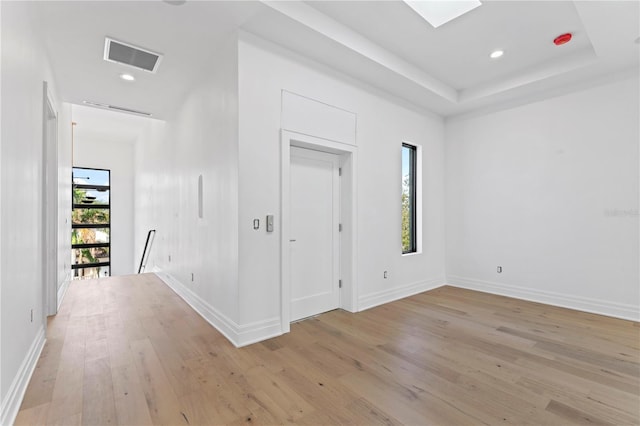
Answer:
xmin=134 ymin=35 xmax=241 ymax=329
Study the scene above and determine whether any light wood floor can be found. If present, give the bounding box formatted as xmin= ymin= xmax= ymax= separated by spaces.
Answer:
xmin=15 ymin=274 xmax=640 ymax=425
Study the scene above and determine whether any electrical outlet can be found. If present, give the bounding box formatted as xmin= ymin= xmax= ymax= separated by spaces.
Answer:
xmin=383 ymin=271 xmax=388 ymax=279
xmin=168 ymin=255 xmax=171 ymax=262
xmin=191 ymin=273 xmax=194 ymax=282
xmin=497 ymin=266 xmax=502 ymax=273
xmin=30 ymin=309 xmax=33 ymax=322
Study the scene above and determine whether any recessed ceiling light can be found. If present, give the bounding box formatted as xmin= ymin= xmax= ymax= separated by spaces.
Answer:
xmin=490 ymin=50 xmax=504 ymax=59
xmin=404 ymin=0 xmax=481 ymax=28
xmin=120 ymin=73 xmax=135 ymax=81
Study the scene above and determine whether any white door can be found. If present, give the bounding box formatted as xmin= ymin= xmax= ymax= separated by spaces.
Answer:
xmin=290 ymin=146 xmax=340 ymax=321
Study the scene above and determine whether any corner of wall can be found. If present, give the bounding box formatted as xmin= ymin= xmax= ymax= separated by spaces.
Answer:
xmin=57 ymin=275 xmax=71 ymax=311
xmin=152 ymin=268 xmax=282 ymax=348
xmin=358 ymin=277 xmax=446 ymax=312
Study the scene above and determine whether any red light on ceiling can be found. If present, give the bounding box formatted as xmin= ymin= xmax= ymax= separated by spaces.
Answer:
xmin=554 ymin=33 xmax=572 ymax=46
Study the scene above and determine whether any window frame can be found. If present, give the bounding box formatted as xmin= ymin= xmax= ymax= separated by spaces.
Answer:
xmin=402 ymin=142 xmax=418 ymax=254
xmin=72 ymin=166 xmax=111 ymax=279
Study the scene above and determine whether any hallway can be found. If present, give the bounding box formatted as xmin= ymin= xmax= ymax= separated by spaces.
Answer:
xmin=14 ymin=274 xmax=640 ymax=425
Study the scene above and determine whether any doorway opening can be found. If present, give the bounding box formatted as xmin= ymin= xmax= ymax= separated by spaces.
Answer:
xmin=280 ymin=130 xmax=358 ymax=333
xmin=72 ymin=167 xmax=111 ymax=279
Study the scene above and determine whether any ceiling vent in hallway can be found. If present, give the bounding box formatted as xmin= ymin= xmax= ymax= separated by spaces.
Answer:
xmin=103 ymin=37 xmax=163 ymax=73
xmin=83 ymin=100 xmax=153 ymax=117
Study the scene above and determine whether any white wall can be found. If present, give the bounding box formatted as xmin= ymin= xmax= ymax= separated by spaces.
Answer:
xmin=237 ymin=34 xmax=446 ymax=328
xmin=134 ymin=35 xmax=241 ymax=332
xmin=446 ymin=77 xmax=640 ymax=320
xmin=73 ymin=120 xmax=135 ymax=276
xmin=0 ymin=2 xmax=70 ymax=424
xmin=134 ymin=33 xmax=446 ymax=346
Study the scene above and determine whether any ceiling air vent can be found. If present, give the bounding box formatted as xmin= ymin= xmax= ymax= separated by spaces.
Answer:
xmin=107 ymin=104 xmax=153 ymax=116
xmin=103 ymin=37 xmax=163 ymax=73
xmin=83 ymin=100 xmax=153 ymax=117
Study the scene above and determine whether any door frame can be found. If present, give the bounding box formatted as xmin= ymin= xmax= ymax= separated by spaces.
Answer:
xmin=280 ymin=130 xmax=358 ymax=333
xmin=43 ymin=81 xmax=59 ymax=317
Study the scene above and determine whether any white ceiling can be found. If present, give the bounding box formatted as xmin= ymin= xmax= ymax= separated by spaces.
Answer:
xmin=305 ymin=0 xmax=594 ymax=90
xmin=72 ymin=104 xmax=152 ymax=146
xmin=33 ymin=1 xmax=266 ymax=120
xmin=31 ymin=1 xmax=639 ymax=119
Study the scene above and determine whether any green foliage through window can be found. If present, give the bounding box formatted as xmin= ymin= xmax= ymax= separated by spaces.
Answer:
xmin=402 ymin=144 xmax=417 ymax=253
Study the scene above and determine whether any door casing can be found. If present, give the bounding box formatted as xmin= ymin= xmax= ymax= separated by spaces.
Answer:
xmin=43 ymin=81 xmax=59 ymax=317
xmin=280 ymin=130 xmax=358 ymax=333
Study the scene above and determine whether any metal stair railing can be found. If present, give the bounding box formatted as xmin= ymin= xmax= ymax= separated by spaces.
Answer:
xmin=138 ymin=229 xmax=156 ymax=273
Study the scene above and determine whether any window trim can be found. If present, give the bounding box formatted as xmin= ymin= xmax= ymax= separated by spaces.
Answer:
xmin=72 ymin=166 xmax=111 ymax=278
xmin=402 ymin=142 xmax=418 ymax=254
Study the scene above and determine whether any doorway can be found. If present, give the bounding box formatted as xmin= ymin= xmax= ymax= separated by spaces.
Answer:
xmin=289 ymin=147 xmax=340 ymax=321
xmin=280 ymin=130 xmax=358 ymax=333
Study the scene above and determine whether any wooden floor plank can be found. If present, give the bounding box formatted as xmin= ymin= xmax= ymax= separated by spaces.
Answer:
xmin=129 ymin=338 xmax=188 ymax=425
xmin=81 ymin=357 xmax=117 ymax=426
xmin=111 ymin=362 xmax=154 ymax=425
xmin=15 ymin=276 xmax=640 ymax=425
xmin=13 ymin=402 xmax=50 ymax=426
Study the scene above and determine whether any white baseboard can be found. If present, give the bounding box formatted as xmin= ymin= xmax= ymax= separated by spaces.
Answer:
xmin=235 ymin=317 xmax=283 ymax=347
xmin=0 ymin=326 xmax=46 ymax=426
xmin=447 ymin=275 xmax=640 ymax=322
xmin=358 ymin=277 xmax=445 ymax=311
xmin=152 ymin=268 xmax=282 ymax=347
xmin=57 ymin=275 xmax=71 ymax=311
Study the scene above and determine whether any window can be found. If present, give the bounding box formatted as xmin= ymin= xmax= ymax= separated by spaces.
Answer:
xmin=402 ymin=143 xmax=417 ymax=254
xmin=72 ymin=167 xmax=111 ymax=279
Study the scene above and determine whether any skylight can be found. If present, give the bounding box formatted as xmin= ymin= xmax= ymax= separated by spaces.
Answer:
xmin=404 ymin=0 xmax=482 ymax=28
